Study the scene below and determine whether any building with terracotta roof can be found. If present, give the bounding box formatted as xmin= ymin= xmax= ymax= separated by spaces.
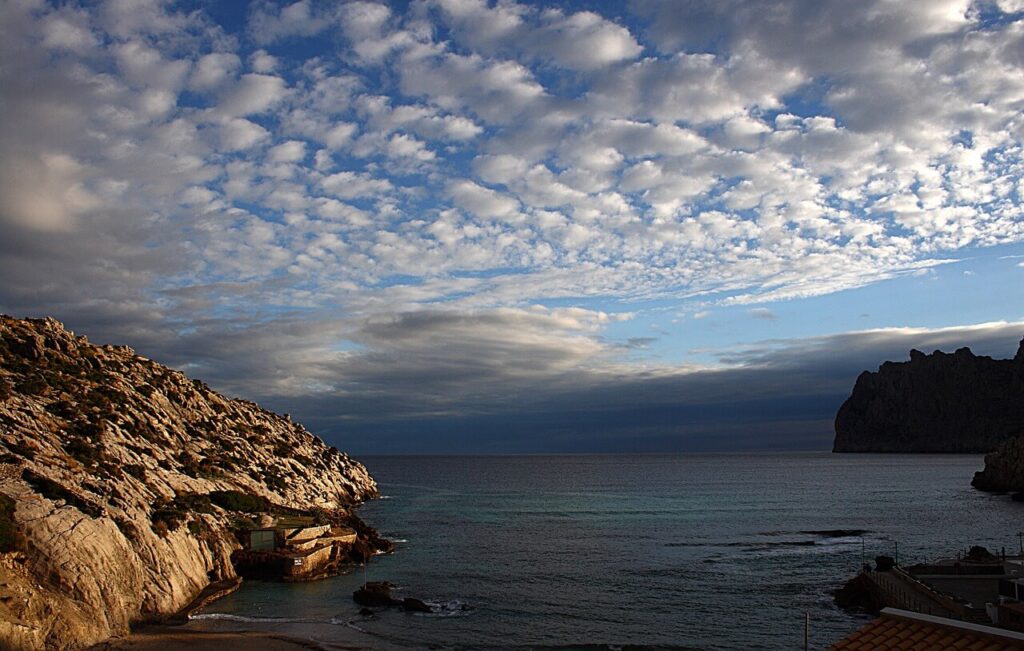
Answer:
xmin=829 ymin=607 xmax=1024 ymax=650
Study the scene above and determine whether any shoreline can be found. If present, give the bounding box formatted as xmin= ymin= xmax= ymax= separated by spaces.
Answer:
xmin=87 ymin=626 xmax=365 ymax=651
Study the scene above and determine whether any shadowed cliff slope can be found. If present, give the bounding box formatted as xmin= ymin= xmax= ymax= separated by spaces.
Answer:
xmin=833 ymin=338 xmax=1024 ymax=452
xmin=0 ymin=316 xmax=380 ymax=650
xmin=973 ymin=435 xmax=1024 ymax=493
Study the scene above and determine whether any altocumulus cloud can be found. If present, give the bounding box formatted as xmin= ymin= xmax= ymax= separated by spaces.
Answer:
xmin=0 ymin=0 xmax=1023 ymax=451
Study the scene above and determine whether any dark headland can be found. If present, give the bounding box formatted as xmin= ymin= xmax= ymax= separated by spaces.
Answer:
xmin=833 ymin=338 xmax=1024 ymax=453
xmin=0 ymin=316 xmax=390 ymax=650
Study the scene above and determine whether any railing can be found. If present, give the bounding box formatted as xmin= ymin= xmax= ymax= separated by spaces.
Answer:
xmin=865 ymin=569 xmax=970 ymax=620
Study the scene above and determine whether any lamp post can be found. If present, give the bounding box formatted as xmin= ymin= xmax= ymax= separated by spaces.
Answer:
xmin=1017 ymin=531 xmax=1023 ymax=558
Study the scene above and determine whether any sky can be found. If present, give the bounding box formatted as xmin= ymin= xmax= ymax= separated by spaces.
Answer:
xmin=1 ymin=0 xmax=1023 ymax=454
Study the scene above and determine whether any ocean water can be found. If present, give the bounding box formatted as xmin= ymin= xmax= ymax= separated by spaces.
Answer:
xmin=188 ymin=453 xmax=1023 ymax=650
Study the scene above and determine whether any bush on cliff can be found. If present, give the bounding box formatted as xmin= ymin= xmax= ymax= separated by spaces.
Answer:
xmin=0 ymin=493 xmax=26 ymax=553
xmin=209 ymin=490 xmax=268 ymax=513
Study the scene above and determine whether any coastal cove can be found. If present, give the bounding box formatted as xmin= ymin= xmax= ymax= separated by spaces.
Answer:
xmin=186 ymin=453 xmax=1019 ymax=650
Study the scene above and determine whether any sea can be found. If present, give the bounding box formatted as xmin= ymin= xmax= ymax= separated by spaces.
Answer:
xmin=186 ymin=453 xmax=1023 ymax=650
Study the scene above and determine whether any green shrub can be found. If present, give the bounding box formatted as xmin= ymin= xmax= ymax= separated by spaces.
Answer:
xmin=4 ymin=440 xmax=36 ymax=461
xmin=263 ymin=470 xmax=287 ymax=491
xmin=16 ymin=375 xmax=49 ymax=396
xmin=177 ymin=452 xmax=201 ymax=477
xmin=21 ymin=469 xmax=101 ymax=517
xmin=114 ymin=517 xmax=140 ymax=542
xmin=208 ymin=490 xmax=268 ymax=513
xmin=0 ymin=493 xmax=25 ymax=553
xmin=150 ymin=492 xmax=217 ymax=535
xmin=65 ymin=437 xmax=103 ymax=467
xmin=152 ymin=519 xmax=169 ymax=538
xmin=124 ymin=464 xmax=146 ymax=481
xmin=230 ymin=515 xmax=258 ymax=532
xmin=73 ymin=419 xmax=106 ymax=439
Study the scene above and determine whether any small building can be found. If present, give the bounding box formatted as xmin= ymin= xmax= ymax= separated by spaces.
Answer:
xmin=829 ymin=607 xmax=1024 ymax=650
xmin=248 ymin=528 xmax=278 ymax=551
xmin=238 ymin=528 xmax=283 ymax=551
xmin=232 ymin=524 xmax=360 ymax=581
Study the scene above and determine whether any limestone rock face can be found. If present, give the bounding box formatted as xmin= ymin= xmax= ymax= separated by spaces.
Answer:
xmin=972 ymin=436 xmax=1024 ymax=492
xmin=833 ymin=339 xmax=1024 ymax=452
xmin=0 ymin=316 xmax=379 ymax=650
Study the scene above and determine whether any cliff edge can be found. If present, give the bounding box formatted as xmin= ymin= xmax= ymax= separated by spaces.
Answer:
xmin=833 ymin=338 xmax=1024 ymax=452
xmin=972 ymin=436 xmax=1024 ymax=493
xmin=0 ymin=316 xmax=381 ymax=650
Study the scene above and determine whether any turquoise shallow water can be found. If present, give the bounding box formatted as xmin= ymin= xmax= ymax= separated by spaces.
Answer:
xmin=188 ymin=453 xmax=1023 ymax=649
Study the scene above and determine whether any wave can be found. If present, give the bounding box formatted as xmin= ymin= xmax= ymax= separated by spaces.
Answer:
xmin=189 ymin=613 xmax=308 ymax=624
xmin=758 ymin=528 xmax=870 ymax=538
xmin=423 ymin=599 xmax=474 ymax=617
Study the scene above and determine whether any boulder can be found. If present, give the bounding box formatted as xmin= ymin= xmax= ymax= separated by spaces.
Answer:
xmin=834 ymin=573 xmax=885 ymax=614
xmin=402 ymin=597 xmax=432 ymax=613
xmin=353 ymin=581 xmax=400 ymax=607
xmin=875 ymin=555 xmax=895 ymax=572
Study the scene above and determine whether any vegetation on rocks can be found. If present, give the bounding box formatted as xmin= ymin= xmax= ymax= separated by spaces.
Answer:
xmin=0 ymin=315 xmax=383 ymax=651
xmin=0 ymin=493 xmax=24 ymax=553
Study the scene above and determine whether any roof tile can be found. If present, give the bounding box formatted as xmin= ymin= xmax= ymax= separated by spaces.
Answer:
xmin=828 ymin=613 xmax=1024 ymax=651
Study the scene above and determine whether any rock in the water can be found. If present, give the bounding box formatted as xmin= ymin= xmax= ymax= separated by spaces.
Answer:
xmin=354 ymin=581 xmax=400 ymax=607
xmin=964 ymin=545 xmax=999 ymax=563
xmin=0 ymin=316 xmax=382 ymax=650
xmin=402 ymin=597 xmax=432 ymax=613
xmin=834 ymin=573 xmax=885 ymax=614
xmin=833 ymin=339 xmax=1024 ymax=452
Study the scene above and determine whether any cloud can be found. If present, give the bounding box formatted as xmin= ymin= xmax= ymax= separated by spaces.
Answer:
xmin=218 ymin=118 xmax=270 ymax=150
xmin=218 ymin=74 xmax=288 ymax=116
xmin=2 ymin=0 xmax=1024 ymax=454
xmin=434 ymin=1 xmax=642 ymax=70
xmin=267 ymin=140 xmax=307 ymax=163
xmin=320 ymin=171 xmax=392 ymax=200
xmin=748 ymin=308 xmax=776 ymax=320
xmin=40 ymin=7 xmax=99 ymax=53
xmin=240 ymin=318 xmax=1024 ymax=453
xmin=448 ymin=180 xmax=522 ymax=221
xmin=99 ymin=0 xmax=192 ymax=38
xmin=248 ymin=0 xmax=333 ymax=44
xmin=189 ymin=53 xmax=241 ymax=91
xmin=525 ymin=9 xmax=643 ymax=70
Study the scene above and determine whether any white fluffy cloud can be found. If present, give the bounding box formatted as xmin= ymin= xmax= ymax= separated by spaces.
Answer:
xmin=1 ymin=0 xmax=1023 ymax=417
xmin=218 ymin=74 xmax=288 ymax=116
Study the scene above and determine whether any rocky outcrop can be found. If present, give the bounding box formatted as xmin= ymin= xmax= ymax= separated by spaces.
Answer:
xmin=833 ymin=339 xmax=1024 ymax=452
xmin=972 ymin=436 xmax=1024 ymax=493
xmin=0 ymin=316 xmax=382 ymax=650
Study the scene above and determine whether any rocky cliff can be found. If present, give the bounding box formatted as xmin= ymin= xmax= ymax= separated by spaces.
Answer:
xmin=972 ymin=436 xmax=1024 ymax=493
xmin=0 ymin=316 xmax=381 ymax=650
xmin=833 ymin=339 xmax=1024 ymax=452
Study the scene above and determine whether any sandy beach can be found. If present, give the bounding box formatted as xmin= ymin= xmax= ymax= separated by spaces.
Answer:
xmin=88 ymin=627 xmax=365 ymax=651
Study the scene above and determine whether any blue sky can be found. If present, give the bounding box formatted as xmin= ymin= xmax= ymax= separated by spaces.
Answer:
xmin=1 ymin=0 xmax=1023 ymax=452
